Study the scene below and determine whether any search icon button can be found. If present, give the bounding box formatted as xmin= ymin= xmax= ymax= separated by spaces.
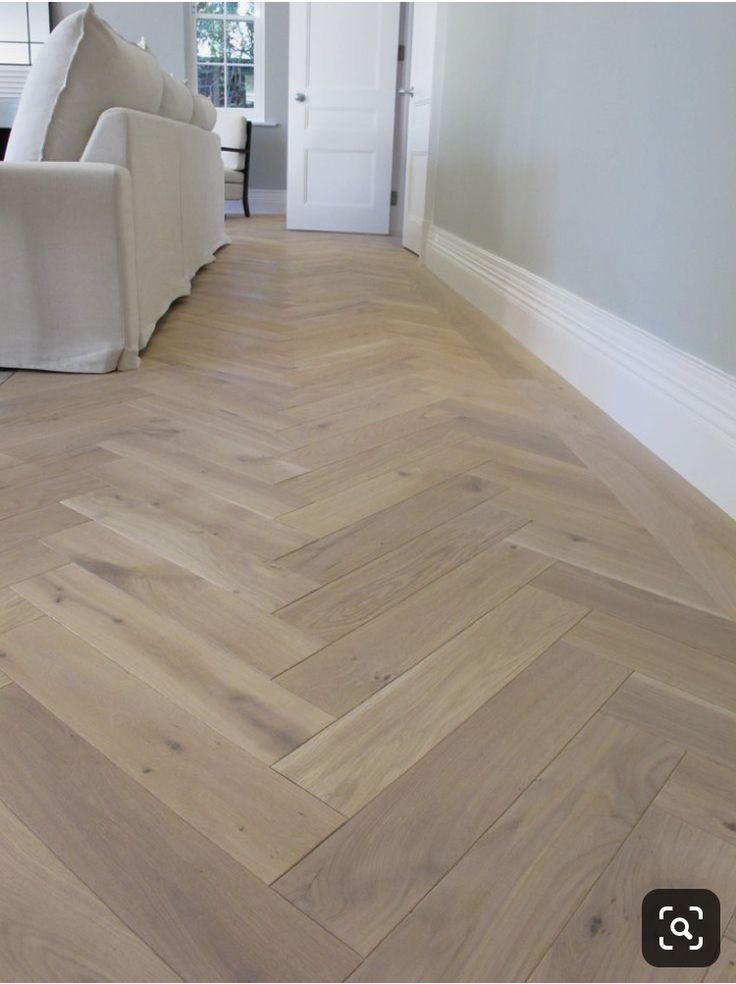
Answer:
xmin=670 ymin=917 xmax=693 ymax=940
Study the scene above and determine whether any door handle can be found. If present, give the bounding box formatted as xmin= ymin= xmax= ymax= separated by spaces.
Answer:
xmin=294 ymin=92 xmax=306 ymax=102
xmin=398 ymin=86 xmax=415 ymax=97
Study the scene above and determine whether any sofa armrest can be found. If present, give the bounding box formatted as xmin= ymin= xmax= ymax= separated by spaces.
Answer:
xmin=0 ymin=161 xmax=140 ymax=371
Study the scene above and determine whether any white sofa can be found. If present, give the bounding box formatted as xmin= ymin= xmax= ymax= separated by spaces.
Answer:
xmin=0 ymin=4 xmax=228 ymax=372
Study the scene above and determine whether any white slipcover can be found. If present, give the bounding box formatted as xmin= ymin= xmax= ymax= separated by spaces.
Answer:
xmin=0 ymin=4 xmax=228 ymax=372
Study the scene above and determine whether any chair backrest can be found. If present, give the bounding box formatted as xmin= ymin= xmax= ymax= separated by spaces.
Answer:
xmin=213 ymin=110 xmax=247 ymax=171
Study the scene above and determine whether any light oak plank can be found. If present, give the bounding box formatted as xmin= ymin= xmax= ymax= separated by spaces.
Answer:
xmin=44 ymin=522 xmax=321 ymax=676
xmin=509 ymin=520 xmax=724 ymax=615
xmin=0 ymin=588 xmax=43 ymax=634
xmin=278 ymin=471 xmax=501 ymax=583
xmin=605 ymin=674 xmax=736 ymax=771
xmin=100 ymin=432 xmax=307 ymax=518
xmin=0 ymin=616 xmax=343 ymax=883
xmin=276 ymin=640 xmax=629 ymax=954
xmin=13 ymin=564 xmax=332 ymax=763
xmin=0 ymin=685 xmax=359 ymax=982
xmin=655 ymin=752 xmax=736 ymax=848
xmin=353 ymin=717 xmax=681 ymax=982
xmin=0 ymin=539 xmax=66 ymax=590
xmin=0 ymin=796 xmax=179 ymax=982
xmin=278 ymin=499 xmax=526 ymax=642
xmin=278 ymin=540 xmax=552 ymax=715
xmin=530 ymin=808 xmax=736 ymax=982
xmin=276 ymin=586 xmax=586 ymax=815
xmin=568 ymin=611 xmax=736 ymax=715
xmin=535 ymin=561 xmax=736 ymax=664
xmin=280 ymin=438 xmax=497 ymax=537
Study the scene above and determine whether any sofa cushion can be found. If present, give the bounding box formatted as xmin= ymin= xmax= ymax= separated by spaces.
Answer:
xmin=6 ymin=5 xmax=162 ymax=162
xmin=224 ymin=168 xmax=244 ymax=183
xmin=191 ymin=93 xmax=218 ymax=132
xmin=5 ymin=4 xmax=217 ymax=164
xmin=159 ymin=72 xmax=194 ymax=124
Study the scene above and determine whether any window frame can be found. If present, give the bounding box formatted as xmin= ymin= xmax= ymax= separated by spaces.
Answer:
xmin=191 ymin=2 xmax=264 ymax=122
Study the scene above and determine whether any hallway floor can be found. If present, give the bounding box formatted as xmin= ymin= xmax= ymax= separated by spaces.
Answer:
xmin=1 ymin=216 xmax=736 ymax=981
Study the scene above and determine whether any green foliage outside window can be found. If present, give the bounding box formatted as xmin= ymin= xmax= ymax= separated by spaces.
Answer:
xmin=196 ymin=2 xmax=256 ymax=108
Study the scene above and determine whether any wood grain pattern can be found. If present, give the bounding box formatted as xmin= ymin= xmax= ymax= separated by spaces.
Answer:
xmin=0 ymin=217 xmax=734 ymax=980
xmin=568 ymin=611 xmax=736 ymax=713
xmin=278 ymin=499 xmax=525 ymax=642
xmin=353 ymin=717 xmax=681 ymax=982
xmin=0 ymin=685 xmax=359 ymax=982
xmin=13 ymin=564 xmax=332 ymax=763
xmin=530 ymin=808 xmax=736 ymax=982
xmin=604 ymin=674 xmax=736 ymax=771
xmin=276 ymin=641 xmax=629 ymax=954
xmin=0 ymin=796 xmax=179 ymax=982
xmin=44 ymin=522 xmax=322 ymax=676
xmin=0 ymin=616 xmax=343 ymax=883
xmin=278 ymin=540 xmax=552 ymax=715
xmin=276 ymin=586 xmax=586 ymax=814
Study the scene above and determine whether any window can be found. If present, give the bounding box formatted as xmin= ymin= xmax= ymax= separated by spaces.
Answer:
xmin=195 ymin=2 xmax=264 ymax=119
xmin=0 ymin=2 xmax=50 ymax=98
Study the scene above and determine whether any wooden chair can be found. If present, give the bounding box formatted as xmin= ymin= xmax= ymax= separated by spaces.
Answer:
xmin=214 ymin=112 xmax=252 ymax=217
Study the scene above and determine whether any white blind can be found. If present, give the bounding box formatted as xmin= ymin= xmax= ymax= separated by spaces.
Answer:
xmin=0 ymin=64 xmax=29 ymax=98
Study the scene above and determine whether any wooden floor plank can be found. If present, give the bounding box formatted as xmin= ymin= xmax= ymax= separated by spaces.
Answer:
xmin=278 ymin=541 xmax=553 ymax=715
xmin=655 ymin=752 xmax=736 ymax=847
xmin=278 ymin=471 xmax=501 ymax=583
xmin=277 ymin=499 xmax=526 ymax=642
xmin=0 ymin=684 xmax=360 ymax=982
xmin=530 ymin=808 xmax=736 ymax=982
xmin=0 ymin=616 xmax=343 ymax=884
xmin=0 ymin=796 xmax=179 ymax=983
xmin=280 ymin=438 xmax=498 ymax=537
xmin=13 ymin=564 xmax=332 ymax=764
xmin=567 ymin=611 xmax=736 ymax=714
xmin=275 ymin=641 xmax=629 ymax=954
xmin=535 ymin=561 xmax=736 ymax=663
xmin=275 ymin=586 xmax=586 ymax=814
xmin=352 ymin=717 xmax=681 ymax=982
xmin=1 ymin=217 xmax=734 ymax=981
xmin=604 ymin=674 xmax=736 ymax=771
xmin=45 ymin=521 xmax=322 ymax=676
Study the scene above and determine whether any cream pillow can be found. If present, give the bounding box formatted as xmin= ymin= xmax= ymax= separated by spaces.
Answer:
xmin=6 ymin=4 xmax=163 ymax=162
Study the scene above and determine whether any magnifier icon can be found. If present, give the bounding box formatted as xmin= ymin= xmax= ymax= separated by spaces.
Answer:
xmin=670 ymin=917 xmax=693 ymax=941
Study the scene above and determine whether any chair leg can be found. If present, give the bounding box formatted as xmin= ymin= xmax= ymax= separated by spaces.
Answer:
xmin=243 ymin=186 xmax=250 ymax=218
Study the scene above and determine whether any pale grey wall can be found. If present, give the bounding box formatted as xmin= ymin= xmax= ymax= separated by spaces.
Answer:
xmin=50 ymin=1 xmax=289 ymax=189
xmin=51 ymin=2 xmax=188 ymax=78
xmin=431 ymin=2 xmax=736 ymax=375
xmin=251 ymin=1 xmax=288 ymax=190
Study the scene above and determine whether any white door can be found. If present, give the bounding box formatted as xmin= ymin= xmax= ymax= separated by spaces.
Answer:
xmin=287 ymin=2 xmax=400 ymax=234
xmin=401 ymin=2 xmax=438 ymax=254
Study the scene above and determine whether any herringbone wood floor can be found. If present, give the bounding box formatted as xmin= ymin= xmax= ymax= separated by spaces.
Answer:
xmin=1 ymin=216 xmax=736 ymax=982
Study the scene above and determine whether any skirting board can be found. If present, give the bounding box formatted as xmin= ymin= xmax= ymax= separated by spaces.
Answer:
xmin=225 ymin=189 xmax=286 ymax=215
xmin=424 ymin=224 xmax=736 ymax=520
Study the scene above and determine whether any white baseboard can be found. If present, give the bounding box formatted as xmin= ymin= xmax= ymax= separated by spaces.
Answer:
xmin=248 ymin=188 xmax=286 ymax=215
xmin=424 ymin=224 xmax=736 ymax=519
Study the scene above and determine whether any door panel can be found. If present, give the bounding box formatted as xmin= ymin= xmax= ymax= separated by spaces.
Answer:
xmin=287 ymin=2 xmax=400 ymax=233
xmin=402 ymin=2 xmax=438 ymax=254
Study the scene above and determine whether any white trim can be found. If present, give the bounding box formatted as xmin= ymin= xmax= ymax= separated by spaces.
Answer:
xmin=424 ymin=224 xmax=736 ymax=520
xmin=225 ymin=189 xmax=286 ymax=215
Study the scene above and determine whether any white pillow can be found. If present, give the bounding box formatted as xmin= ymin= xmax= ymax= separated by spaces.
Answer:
xmin=6 ymin=4 xmax=163 ymax=162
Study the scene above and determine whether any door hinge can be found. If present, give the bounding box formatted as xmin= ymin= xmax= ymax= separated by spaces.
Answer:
xmin=398 ymin=43 xmax=405 ymax=62
xmin=390 ymin=190 xmax=398 ymax=206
